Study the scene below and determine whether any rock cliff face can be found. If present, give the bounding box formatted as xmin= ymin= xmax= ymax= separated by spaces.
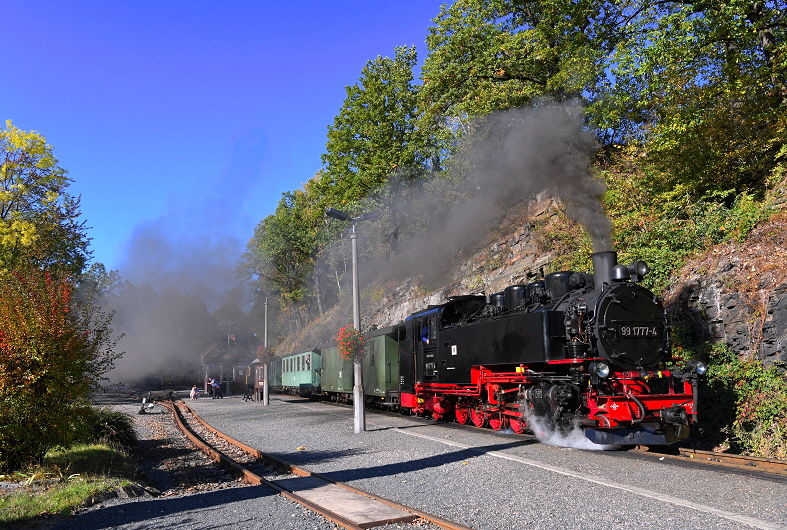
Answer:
xmin=364 ymin=197 xmax=561 ymax=330
xmin=664 ymin=214 xmax=787 ymax=367
xmin=277 ymin=197 xmax=564 ymax=353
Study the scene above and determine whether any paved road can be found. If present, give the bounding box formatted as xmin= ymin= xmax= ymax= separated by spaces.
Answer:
xmin=186 ymin=394 xmax=787 ymax=530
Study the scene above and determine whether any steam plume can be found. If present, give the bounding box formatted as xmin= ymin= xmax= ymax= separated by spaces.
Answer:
xmin=459 ymin=101 xmax=612 ymax=251
xmin=375 ymin=101 xmax=612 ymax=290
xmin=105 ymin=129 xmax=266 ymax=385
xmin=524 ymin=408 xmax=620 ymax=451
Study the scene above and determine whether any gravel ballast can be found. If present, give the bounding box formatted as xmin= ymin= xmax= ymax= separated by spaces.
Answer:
xmin=186 ymin=394 xmax=787 ymax=530
xmin=41 ymin=392 xmax=787 ymax=530
xmin=48 ymin=396 xmax=339 ymax=530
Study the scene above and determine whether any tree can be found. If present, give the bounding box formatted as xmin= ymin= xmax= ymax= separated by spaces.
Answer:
xmin=0 ymin=121 xmax=91 ymax=275
xmin=320 ymin=46 xmax=424 ymax=204
xmin=240 ymin=192 xmax=317 ymax=331
xmin=603 ymin=0 xmax=787 ymax=195
xmin=419 ymin=0 xmax=613 ymax=149
xmin=0 ymin=267 xmax=120 ymax=471
xmin=75 ymin=262 xmax=125 ymax=305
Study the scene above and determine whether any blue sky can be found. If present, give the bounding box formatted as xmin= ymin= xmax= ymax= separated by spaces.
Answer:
xmin=3 ymin=1 xmax=446 ymax=274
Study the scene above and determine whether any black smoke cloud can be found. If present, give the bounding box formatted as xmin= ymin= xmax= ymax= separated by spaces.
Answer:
xmin=377 ymin=101 xmax=611 ymax=286
xmin=107 ymin=129 xmax=267 ymax=385
xmin=460 ymin=101 xmax=611 ymax=251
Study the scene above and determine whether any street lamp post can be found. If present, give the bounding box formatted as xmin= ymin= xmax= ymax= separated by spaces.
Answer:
xmin=326 ymin=207 xmax=379 ymax=434
xmin=262 ymin=295 xmax=269 ymax=406
xmin=260 ymin=291 xmax=279 ymax=406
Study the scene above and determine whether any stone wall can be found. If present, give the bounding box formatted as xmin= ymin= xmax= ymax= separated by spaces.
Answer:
xmin=664 ymin=216 xmax=787 ymax=367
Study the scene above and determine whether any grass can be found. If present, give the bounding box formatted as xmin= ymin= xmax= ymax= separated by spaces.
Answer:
xmin=0 ymin=443 xmax=137 ymax=526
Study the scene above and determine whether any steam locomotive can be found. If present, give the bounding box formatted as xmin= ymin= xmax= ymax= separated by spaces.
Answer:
xmin=267 ymin=250 xmax=705 ymax=446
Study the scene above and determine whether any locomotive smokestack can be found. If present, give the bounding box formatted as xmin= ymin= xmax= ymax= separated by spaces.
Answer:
xmin=592 ymin=251 xmax=617 ymax=289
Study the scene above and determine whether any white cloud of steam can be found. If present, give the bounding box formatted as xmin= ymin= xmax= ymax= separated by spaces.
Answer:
xmin=524 ymin=408 xmax=620 ymax=451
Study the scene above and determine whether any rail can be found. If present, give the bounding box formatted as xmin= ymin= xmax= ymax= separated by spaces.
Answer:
xmin=162 ymin=398 xmax=472 ymax=530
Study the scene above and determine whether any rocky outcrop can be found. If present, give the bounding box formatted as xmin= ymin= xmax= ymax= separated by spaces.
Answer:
xmin=277 ymin=197 xmax=563 ymax=354
xmin=664 ymin=214 xmax=787 ymax=367
xmin=363 ymin=197 xmax=561 ymax=330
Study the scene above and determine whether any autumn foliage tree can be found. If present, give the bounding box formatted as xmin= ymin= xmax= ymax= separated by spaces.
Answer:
xmin=1 ymin=120 xmax=91 ymax=276
xmin=0 ymin=267 xmax=120 ymax=471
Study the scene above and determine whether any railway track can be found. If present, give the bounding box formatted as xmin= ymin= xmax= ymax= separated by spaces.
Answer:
xmin=318 ymin=397 xmax=787 ymax=478
xmin=161 ymin=398 xmax=471 ymax=530
xmin=635 ymin=445 xmax=787 ymax=476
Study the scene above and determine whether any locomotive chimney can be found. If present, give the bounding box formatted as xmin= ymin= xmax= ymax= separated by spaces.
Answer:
xmin=591 ymin=250 xmax=617 ymax=289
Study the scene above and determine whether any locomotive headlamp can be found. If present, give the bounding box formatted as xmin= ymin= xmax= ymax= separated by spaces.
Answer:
xmin=596 ymin=362 xmax=611 ymax=378
xmin=628 ymin=260 xmax=650 ymax=282
xmin=589 ymin=361 xmax=611 ymax=378
xmin=686 ymin=360 xmax=707 ymax=375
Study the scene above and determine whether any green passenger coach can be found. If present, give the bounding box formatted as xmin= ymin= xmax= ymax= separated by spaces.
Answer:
xmin=281 ymin=349 xmax=321 ymax=397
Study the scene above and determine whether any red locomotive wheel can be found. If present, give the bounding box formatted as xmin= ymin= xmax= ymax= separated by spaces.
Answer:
xmin=509 ymin=418 xmax=526 ymax=434
xmin=489 ymin=414 xmax=508 ymax=431
xmin=470 ymin=408 xmax=487 ymax=428
xmin=455 ymin=406 xmax=470 ymax=425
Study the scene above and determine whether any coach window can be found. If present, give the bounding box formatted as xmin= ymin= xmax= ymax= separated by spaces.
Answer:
xmin=305 ymin=356 xmax=310 ymax=369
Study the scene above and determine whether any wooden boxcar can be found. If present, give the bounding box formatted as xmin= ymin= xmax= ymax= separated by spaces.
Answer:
xmin=320 ymin=344 xmax=354 ymax=402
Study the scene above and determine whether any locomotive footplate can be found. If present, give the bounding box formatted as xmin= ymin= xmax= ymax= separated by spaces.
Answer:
xmin=585 ymin=423 xmax=690 ymax=446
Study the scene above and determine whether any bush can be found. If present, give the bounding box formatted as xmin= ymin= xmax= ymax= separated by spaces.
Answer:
xmin=699 ymin=344 xmax=787 ymax=458
xmin=603 ymin=166 xmax=770 ymax=293
xmin=82 ymin=407 xmax=138 ymax=451
xmin=0 ymin=268 xmax=121 ymax=471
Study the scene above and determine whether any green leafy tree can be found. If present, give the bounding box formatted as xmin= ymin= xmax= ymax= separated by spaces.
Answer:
xmin=75 ymin=262 xmax=125 ymax=305
xmin=419 ymin=0 xmax=614 ymax=150
xmin=241 ymin=192 xmax=317 ymax=331
xmin=0 ymin=121 xmax=91 ymax=275
xmin=320 ymin=46 xmax=424 ymax=204
xmin=604 ymin=0 xmax=787 ymax=195
xmin=0 ymin=268 xmax=120 ymax=471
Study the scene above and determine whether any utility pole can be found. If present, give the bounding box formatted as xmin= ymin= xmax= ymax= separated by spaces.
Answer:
xmin=325 ymin=208 xmax=379 ymax=434
xmin=263 ymin=296 xmax=269 ymax=406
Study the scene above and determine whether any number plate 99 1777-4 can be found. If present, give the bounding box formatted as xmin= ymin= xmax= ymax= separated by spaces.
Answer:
xmin=617 ymin=324 xmax=661 ymax=338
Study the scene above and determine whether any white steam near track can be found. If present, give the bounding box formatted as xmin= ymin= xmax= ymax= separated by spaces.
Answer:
xmin=524 ymin=409 xmax=620 ymax=451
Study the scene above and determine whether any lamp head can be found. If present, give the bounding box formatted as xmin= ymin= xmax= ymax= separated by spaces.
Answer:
xmin=326 ymin=208 xmax=350 ymax=221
